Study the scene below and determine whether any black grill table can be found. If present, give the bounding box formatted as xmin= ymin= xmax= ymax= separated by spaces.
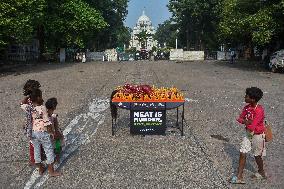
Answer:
xmin=111 ymin=100 xmax=185 ymax=136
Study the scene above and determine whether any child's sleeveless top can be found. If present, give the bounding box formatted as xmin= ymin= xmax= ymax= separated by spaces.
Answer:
xmin=21 ymin=104 xmax=52 ymax=132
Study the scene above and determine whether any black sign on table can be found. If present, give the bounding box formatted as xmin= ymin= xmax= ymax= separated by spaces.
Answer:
xmin=111 ymin=101 xmax=185 ymax=136
xmin=130 ymin=110 xmax=166 ymax=135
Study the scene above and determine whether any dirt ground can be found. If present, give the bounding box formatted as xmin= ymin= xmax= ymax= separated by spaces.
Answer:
xmin=0 ymin=60 xmax=283 ymax=189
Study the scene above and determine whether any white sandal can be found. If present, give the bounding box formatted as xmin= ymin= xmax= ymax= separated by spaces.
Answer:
xmin=251 ymin=172 xmax=267 ymax=180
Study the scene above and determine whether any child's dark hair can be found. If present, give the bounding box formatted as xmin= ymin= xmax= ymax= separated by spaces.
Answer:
xmin=246 ymin=87 xmax=263 ymax=102
xmin=45 ymin=98 xmax=58 ymax=110
xmin=23 ymin=80 xmax=41 ymax=96
xmin=30 ymin=88 xmax=42 ymax=102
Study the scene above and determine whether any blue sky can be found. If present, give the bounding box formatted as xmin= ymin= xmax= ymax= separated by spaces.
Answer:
xmin=124 ymin=0 xmax=172 ymax=29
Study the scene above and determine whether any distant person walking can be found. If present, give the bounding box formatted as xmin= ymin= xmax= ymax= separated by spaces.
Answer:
xmin=230 ymin=87 xmax=266 ymax=184
xmin=82 ymin=53 xmax=86 ymax=63
xmin=230 ymin=49 xmax=236 ymax=63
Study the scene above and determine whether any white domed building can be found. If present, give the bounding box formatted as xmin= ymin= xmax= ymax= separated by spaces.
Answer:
xmin=129 ymin=11 xmax=157 ymax=51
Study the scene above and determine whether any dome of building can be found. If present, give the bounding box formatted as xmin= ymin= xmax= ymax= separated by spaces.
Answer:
xmin=130 ymin=10 xmax=157 ymax=51
xmin=137 ymin=11 xmax=151 ymax=25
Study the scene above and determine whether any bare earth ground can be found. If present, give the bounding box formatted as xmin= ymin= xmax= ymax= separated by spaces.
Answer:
xmin=0 ymin=60 xmax=283 ymax=189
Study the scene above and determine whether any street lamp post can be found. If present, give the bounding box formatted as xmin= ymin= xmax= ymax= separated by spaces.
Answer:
xmin=176 ymin=29 xmax=179 ymax=49
xmin=176 ymin=39 xmax=178 ymax=49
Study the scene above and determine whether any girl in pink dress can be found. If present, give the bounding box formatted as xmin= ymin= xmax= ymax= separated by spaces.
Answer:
xmin=22 ymin=88 xmax=61 ymax=176
xmin=21 ymin=80 xmax=45 ymax=165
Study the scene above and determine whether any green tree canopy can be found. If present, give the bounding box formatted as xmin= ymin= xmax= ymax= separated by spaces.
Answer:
xmin=167 ymin=0 xmax=284 ymax=52
xmin=135 ymin=29 xmax=152 ymax=48
xmin=0 ymin=0 xmax=129 ymax=56
xmin=168 ymin=0 xmax=220 ymax=50
xmin=0 ymin=0 xmax=41 ymax=47
xmin=43 ymin=0 xmax=107 ymax=50
xmin=155 ymin=20 xmax=177 ymax=48
xmin=116 ymin=26 xmax=131 ymax=48
xmin=218 ymin=0 xmax=284 ymax=48
xmin=85 ymin=0 xmax=129 ymax=50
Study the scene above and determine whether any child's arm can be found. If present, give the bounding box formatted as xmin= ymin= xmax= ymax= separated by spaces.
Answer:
xmin=42 ymin=106 xmax=54 ymax=134
xmin=237 ymin=107 xmax=246 ymax=124
xmin=20 ymin=97 xmax=29 ymax=111
xmin=21 ymin=97 xmax=29 ymax=104
xmin=52 ymin=114 xmax=59 ymax=132
xmin=46 ymin=125 xmax=54 ymax=136
xmin=53 ymin=114 xmax=63 ymax=139
xmin=243 ymin=119 xmax=252 ymax=126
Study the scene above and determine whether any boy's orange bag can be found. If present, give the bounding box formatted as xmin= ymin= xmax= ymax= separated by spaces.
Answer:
xmin=264 ymin=121 xmax=273 ymax=142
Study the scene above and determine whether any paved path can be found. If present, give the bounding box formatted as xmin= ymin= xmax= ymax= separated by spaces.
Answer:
xmin=0 ymin=60 xmax=283 ymax=188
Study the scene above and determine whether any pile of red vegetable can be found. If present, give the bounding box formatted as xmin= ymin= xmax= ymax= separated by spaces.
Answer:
xmin=116 ymin=84 xmax=153 ymax=99
xmin=112 ymin=84 xmax=185 ymax=102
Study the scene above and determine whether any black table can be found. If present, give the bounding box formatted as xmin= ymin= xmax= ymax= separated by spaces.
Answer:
xmin=111 ymin=101 xmax=185 ymax=136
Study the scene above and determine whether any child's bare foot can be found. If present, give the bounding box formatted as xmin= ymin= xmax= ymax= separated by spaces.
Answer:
xmin=38 ymin=164 xmax=45 ymax=175
xmin=55 ymin=155 xmax=60 ymax=163
xmin=47 ymin=163 xmax=61 ymax=177
xmin=251 ymin=172 xmax=267 ymax=180
xmin=49 ymin=171 xmax=61 ymax=177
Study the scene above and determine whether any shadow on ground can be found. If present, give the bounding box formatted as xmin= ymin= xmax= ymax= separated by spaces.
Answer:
xmin=0 ymin=62 xmax=85 ymax=77
xmin=223 ymin=142 xmax=256 ymax=175
xmin=213 ymin=60 xmax=272 ymax=73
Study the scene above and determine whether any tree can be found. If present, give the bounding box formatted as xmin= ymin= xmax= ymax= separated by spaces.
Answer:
xmin=168 ymin=0 xmax=220 ymax=50
xmin=116 ymin=26 xmax=131 ymax=48
xmin=155 ymin=20 xmax=177 ymax=48
xmin=85 ymin=0 xmax=129 ymax=50
xmin=218 ymin=0 xmax=284 ymax=52
xmin=135 ymin=29 xmax=152 ymax=48
xmin=0 ymin=0 xmax=42 ymax=48
xmin=167 ymin=0 xmax=284 ymax=53
xmin=0 ymin=0 xmax=107 ymax=58
xmin=44 ymin=0 xmax=107 ymax=50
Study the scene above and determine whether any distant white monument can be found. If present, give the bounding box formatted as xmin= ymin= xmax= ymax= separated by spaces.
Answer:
xmin=129 ymin=11 xmax=157 ymax=51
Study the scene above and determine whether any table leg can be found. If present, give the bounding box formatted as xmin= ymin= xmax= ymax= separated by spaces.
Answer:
xmin=176 ymin=107 xmax=179 ymax=127
xmin=181 ymin=104 xmax=185 ymax=136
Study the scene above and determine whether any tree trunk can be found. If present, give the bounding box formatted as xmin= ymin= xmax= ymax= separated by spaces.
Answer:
xmin=200 ymin=29 xmax=204 ymax=51
xmin=59 ymin=48 xmax=66 ymax=63
xmin=108 ymin=36 xmax=112 ymax=49
xmin=37 ymin=25 xmax=45 ymax=61
xmin=248 ymin=41 xmax=254 ymax=59
xmin=97 ymin=39 xmax=100 ymax=51
xmin=186 ymin=23 xmax=190 ymax=50
xmin=244 ymin=41 xmax=254 ymax=60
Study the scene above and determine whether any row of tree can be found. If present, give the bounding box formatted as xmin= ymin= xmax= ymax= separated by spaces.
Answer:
xmin=155 ymin=0 xmax=284 ymax=55
xmin=0 ymin=0 xmax=130 ymax=59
